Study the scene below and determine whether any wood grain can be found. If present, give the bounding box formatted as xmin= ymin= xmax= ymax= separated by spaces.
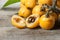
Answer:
xmin=0 ymin=8 xmax=60 ymax=40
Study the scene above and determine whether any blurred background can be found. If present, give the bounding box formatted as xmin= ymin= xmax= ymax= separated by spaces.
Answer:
xmin=0 ymin=0 xmax=20 ymax=27
xmin=0 ymin=0 xmax=20 ymax=9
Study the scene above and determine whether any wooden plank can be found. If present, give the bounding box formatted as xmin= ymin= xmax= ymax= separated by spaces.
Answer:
xmin=0 ymin=8 xmax=60 ymax=40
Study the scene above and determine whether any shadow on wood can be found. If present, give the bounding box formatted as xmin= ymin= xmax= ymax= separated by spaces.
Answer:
xmin=53 ymin=21 xmax=60 ymax=30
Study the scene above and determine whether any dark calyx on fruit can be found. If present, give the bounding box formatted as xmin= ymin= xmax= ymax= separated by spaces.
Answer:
xmin=14 ymin=18 xmax=20 ymax=22
xmin=40 ymin=4 xmax=49 ymax=12
xmin=27 ymin=7 xmax=32 ymax=10
xmin=40 ymin=6 xmax=45 ymax=11
xmin=28 ymin=16 xmax=36 ymax=23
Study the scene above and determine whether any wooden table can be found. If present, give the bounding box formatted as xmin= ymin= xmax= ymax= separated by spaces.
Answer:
xmin=0 ymin=8 xmax=60 ymax=40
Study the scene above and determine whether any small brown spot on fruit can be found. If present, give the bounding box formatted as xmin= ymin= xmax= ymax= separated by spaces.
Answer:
xmin=14 ymin=18 xmax=20 ymax=22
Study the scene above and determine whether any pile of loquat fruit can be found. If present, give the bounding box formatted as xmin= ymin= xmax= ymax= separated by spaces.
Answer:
xmin=11 ymin=0 xmax=60 ymax=30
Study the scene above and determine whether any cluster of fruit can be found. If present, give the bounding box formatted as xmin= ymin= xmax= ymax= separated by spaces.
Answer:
xmin=11 ymin=0 xmax=60 ymax=30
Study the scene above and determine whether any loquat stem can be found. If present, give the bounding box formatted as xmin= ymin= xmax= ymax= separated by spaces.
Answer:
xmin=42 ymin=0 xmax=60 ymax=18
xmin=52 ymin=0 xmax=57 ymax=8
xmin=53 ymin=6 xmax=60 ymax=13
xmin=52 ymin=0 xmax=60 ymax=13
xmin=46 ymin=8 xmax=51 ymax=18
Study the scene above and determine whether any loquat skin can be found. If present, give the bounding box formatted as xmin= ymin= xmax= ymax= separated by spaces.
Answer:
xmin=57 ymin=14 xmax=60 ymax=21
xmin=25 ymin=0 xmax=36 ymax=8
xmin=57 ymin=0 xmax=60 ymax=8
xmin=38 ymin=0 xmax=52 ymax=6
xmin=18 ymin=6 xmax=31 ymax=18
xmin=32 ymin=5 xmax=45 ymax=16
xmin=26 ymin=14 xmax=39 ymax=28
xmin=50 ymin=12 xmax=58 ymax=21
xmin=11 ymin=15 xmax=26 ymax=29
xmin=21 ymin=0 xmax=25 ymax=4
xmin=20 ymin=3 xmax=25 ymax=8
xmin=39 ymin=14 xmax=55 ymax=30
xmin=38 ymin=0 xmax=60 ymax=8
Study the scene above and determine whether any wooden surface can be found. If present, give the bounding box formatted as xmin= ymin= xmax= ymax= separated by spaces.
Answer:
xmin=0 ymin=8 xmax=60 ymax=40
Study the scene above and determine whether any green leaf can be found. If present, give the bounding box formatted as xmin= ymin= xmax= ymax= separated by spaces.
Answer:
xmin=3 ymin=0 xmax=20 ymax=7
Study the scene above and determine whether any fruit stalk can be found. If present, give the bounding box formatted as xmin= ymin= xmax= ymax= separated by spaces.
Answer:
xmin=51 ymin=0 xmax=60 ymax=13
xmin=53 ymin=6 xmax=60 ymax=13
xmin=45 ymin=0 xmax=57 ymax=18
xmin=45 ymin=8 xmax=51 ymax=17
xmin=52 ymin=0 xmax=60 ymax=13
xmin=42 ymin=0 xmax=60 ymax=13
xmin=52 ymin=0 xmax=57 ymax=8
